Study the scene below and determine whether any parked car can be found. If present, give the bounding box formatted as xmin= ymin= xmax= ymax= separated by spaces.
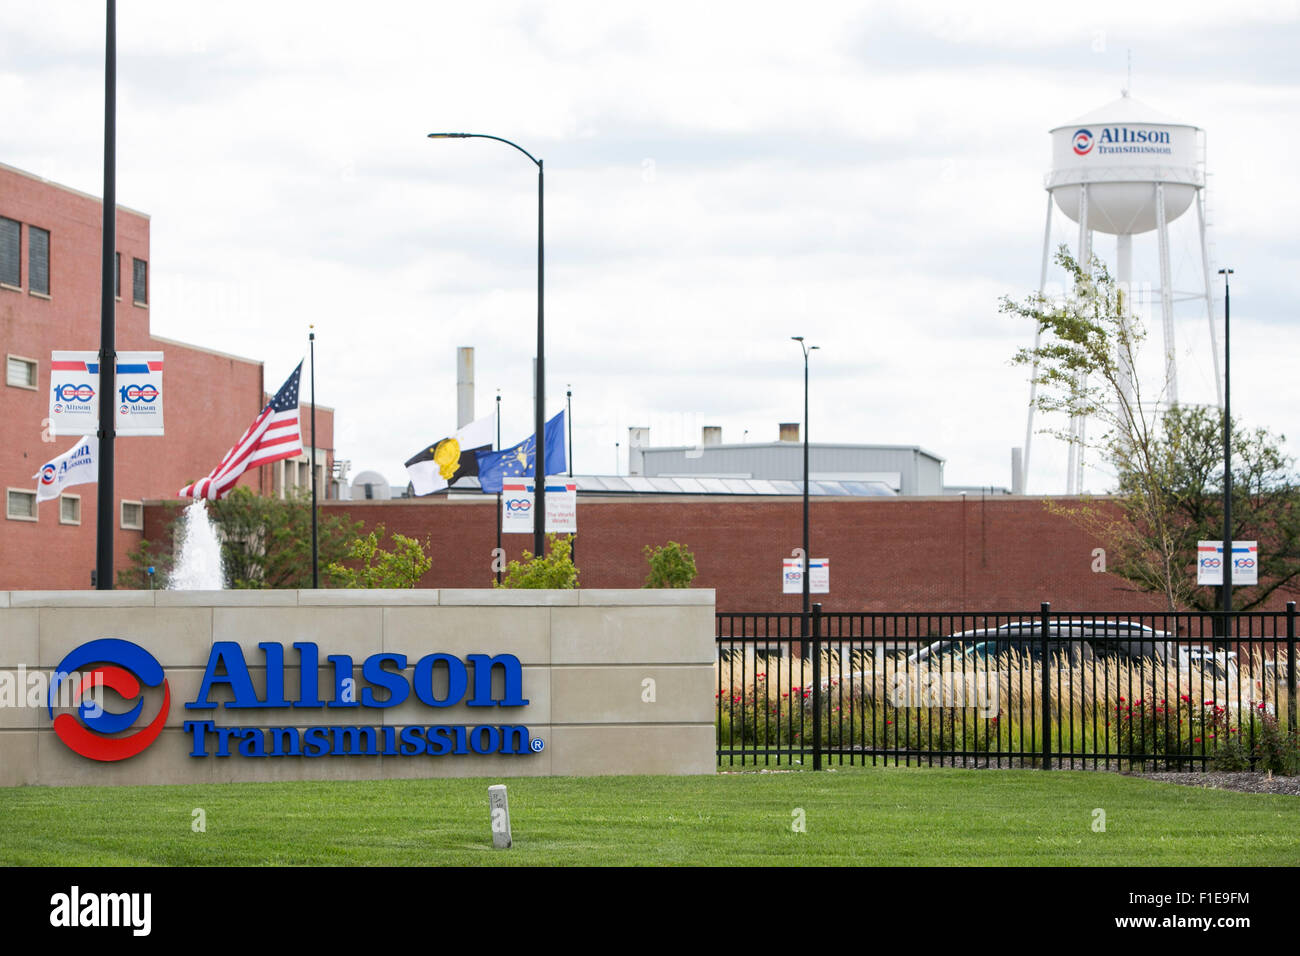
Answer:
xmin=906 ymin=620 xmax=1174 ymax=666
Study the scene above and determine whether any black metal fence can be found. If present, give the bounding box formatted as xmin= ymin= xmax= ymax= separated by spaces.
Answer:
xmin=716 ymin=602 xmax=1298 ymax=771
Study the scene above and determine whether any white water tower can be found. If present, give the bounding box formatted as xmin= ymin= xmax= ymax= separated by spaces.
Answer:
xmin=1022 ymin=92 xmax=1221 ymax=493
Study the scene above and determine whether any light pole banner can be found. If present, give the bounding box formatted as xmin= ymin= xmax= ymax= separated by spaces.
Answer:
xmin=48 ymin=351 xmax=100 ymax=436
xmin=782 ymin=558 xmax=829 ymax=594
xmin=502 ymin=481 xmax=577 ymax=534
xmin=49 ymin=351 xmax=164 ymax=437
xmin=1197 ymin=541 xmax=1258 ymax=586
xmin=113 ymin=352 xmax=164 ymax=436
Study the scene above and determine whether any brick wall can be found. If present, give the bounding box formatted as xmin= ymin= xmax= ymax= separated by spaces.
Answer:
xmin=141 ymin=493 xmax=1236 ymax=613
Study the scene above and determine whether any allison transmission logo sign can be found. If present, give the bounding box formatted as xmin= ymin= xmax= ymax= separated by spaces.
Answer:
xmin=1072 ymin=126 xmax=1173 ymax=156
xmin=46 ymin=640 xmax=542 ymax=762
xmin=47 ymin=639 xmax=171 ymax=762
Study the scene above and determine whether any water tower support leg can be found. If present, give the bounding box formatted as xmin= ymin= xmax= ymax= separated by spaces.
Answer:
xmin=1116 ymin=233 xmax=1135 ymax=413
xmin=1196 ymin=192 xmax=1223 ymax=408
xmin=1066 ymin=187 xmax=1091 ymax=495
xmin=1155 ymin=183 xmax=1178 ymax=405
xmin=1023 ymin=191 xmax=1056 ymax=492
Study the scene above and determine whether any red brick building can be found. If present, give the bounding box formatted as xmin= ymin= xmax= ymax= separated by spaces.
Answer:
xmin=1 ymin=162 xmax=334 ymax=590
xmin=141 ymin=492 xmax=1270 ymax=613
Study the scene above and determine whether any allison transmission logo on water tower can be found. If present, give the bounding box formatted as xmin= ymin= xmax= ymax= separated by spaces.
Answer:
xmin=1072 ymin=129 xmax=1094 ymax=155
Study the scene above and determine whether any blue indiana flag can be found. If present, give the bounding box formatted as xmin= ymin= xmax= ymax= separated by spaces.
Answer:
xmin=477 ymin=410 xmax=567 ymax=494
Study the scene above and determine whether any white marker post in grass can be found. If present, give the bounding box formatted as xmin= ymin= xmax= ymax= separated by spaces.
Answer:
xmin=489 ymin=784 xmax=512 ymax=849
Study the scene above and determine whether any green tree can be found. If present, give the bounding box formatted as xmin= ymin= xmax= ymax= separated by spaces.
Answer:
xmin=643 ymin=541 xmax=698 ymax=588
xmin=326 ymin=524 xmax=432 ymax=589
xmin=120 ymin=488 xmax=361 ymax=589
xmin=1004 ymin=246 xmax=1300 ymax=610
xmin=495 ymin=534 xmax=579 ymax=589
xmin=1108 ymin=405 xmax=1300 ymax=611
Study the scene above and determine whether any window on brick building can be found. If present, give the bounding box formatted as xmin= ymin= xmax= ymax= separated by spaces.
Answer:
xmin=6 ymin=355 xmax=37 ymax=389
xmin=6 ymin=489 xmax=37 ymax=521
xmin=121 ymin=500 xmax=143 ymax=530
xmin=0 ymin=216 xmax=19 ymax=287
xmin=60 ymin=494 xmax=80 ymax=525
xmin=28 ymin=225 xmax=49 ymax=295
xmin=132 ymin=257 xmax=147 ymax=304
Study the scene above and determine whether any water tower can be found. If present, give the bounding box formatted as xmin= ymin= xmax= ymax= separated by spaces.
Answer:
xmin=1021 ymin=92 xmax=1221 ymax=493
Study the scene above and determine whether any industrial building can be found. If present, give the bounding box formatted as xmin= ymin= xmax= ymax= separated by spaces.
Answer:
xmin=0 ymin=162 xmax=336 ymax=590
xmin=628 ymin=423 xmax=943 ymax=496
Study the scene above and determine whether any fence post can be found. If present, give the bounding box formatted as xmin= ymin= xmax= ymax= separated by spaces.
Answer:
xmin=812 ymin=602 xmax=823 ymax=771
xmin=1040 ymin=601 xmax=1051 ymax=771
xmin=1288 ymin=602 xmax=1297 ymax=736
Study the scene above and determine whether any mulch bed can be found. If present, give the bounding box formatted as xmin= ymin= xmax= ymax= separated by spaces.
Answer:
xmin=1124 ymin=771 xmax=1300 ymax=795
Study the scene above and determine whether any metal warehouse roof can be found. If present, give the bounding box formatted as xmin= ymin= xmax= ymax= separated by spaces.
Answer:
xmin=433 ymin=474 xmax=897 ymax=497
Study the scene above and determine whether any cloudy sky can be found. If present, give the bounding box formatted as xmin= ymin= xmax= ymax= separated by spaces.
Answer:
xmin=4 ymin=0 xmax=1298 ymax=492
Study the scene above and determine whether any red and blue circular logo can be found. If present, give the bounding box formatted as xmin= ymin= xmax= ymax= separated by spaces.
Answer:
xmin=47 ymin=639 xmax=170 ymax=762
xmin=39 ymin=464 xmax=57 ymax=485
xmin=1072 ymin=128 xmax=1094 ymax=155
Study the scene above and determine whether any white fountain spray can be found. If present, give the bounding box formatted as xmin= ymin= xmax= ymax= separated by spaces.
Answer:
xmin=169 ymin=499 xmax=226 ymax=590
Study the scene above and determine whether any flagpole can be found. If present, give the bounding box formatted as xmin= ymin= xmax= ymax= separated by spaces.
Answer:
xmin=95 ymin=0 xmax=116 ymax=591
xmin=534 ymin=156 xmax=545 ymax=560
xmin=310 ymin=329 xmax=318 ymax=589
xmin=495 ymin=390 xmax=502 ymax=585
xmin=566 ymin=388 xmax=574 ymax=567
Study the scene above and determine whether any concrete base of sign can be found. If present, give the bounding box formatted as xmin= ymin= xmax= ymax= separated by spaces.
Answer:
xmin=0 ymin=589 xmax=716 ymax=786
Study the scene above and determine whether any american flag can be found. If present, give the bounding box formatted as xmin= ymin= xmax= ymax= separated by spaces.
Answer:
xmin=179 ymin=361 xmax=304 ymax=500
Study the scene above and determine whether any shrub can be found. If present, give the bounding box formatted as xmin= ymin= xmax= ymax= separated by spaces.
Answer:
xmin=1253 ymin=711 xmax=1300 ymax=775
xmin=643 ymin=541 xmax=698 ymax=588
xmin=326 ymin=525 xmax=432 ymax=589
xmin=496 ymin=534 xmax=579 ymax=589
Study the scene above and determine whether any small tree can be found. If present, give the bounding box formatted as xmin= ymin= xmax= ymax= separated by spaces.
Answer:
xmin=643 ymin=541 xmax=698 ymax=588
xmin=1005 ymin=246 xmax=1183 ymax=609
xmin=1004 ymin=245 xmax=1300 ymax=610
xmin=326 ymin=524 xmax=433 ymax=589
xmin=495 ymin=534 xmax=579 ymax=589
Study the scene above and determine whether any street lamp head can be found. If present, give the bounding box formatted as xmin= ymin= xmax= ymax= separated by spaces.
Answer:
xmin=791 ymin=336 xmax=804 ymax=342
xmin=1219 ymin=268 xmax=1233 ymax=275
xmin=427 ymin=132 xmax=470 ymax=138
xmin=810 ymin=345 xmax=819 ymax=351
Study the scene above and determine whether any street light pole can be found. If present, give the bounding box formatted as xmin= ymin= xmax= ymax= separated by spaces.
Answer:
xmin=496 ymin=389 xmax=502 ymax=585
xmin=792 ymin=337 xmax=818 ymax=652
xmin=1219 ymin=268 xmax=1234 ymax=638
xmin=428 ymin=132 xmax=546 ymax=560
xmin=95 ymin=0 xmax=116 ymax=590
xmin=566 ymin=386 xmax=573 ymax=477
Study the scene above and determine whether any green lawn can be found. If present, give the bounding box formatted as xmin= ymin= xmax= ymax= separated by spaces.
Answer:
xmin=1 ymin=767 xmax=1296 ymax=866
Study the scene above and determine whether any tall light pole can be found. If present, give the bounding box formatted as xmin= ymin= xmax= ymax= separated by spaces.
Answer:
xmin=566 ymin=385 xmax=573 ymax=477
xmin=429 ymin=132 xmax=546 ymax=559
xmin=1219 ymin=267 xmax=1234 ymax=637
xmin=95 ymin=0 xmax=116 ymax=590
xmin=496 ymin=389 xmax=502 ymax=585
xmin=792 ymin=337 xmax=818 ymax=649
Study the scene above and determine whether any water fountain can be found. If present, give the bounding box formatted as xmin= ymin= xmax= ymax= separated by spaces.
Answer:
xmin=169 ymin=499 xmax=226 ymax=589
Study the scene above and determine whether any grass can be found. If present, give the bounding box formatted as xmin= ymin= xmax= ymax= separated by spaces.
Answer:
xmin=2 ymin=767 xmax=1297 ymax=866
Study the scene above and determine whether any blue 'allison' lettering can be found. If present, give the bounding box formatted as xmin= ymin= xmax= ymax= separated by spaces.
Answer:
xmin=1099 ymin=127 xmax=1172 ymax=145
xmin=184 ymin=643 xmax=528 ymax=709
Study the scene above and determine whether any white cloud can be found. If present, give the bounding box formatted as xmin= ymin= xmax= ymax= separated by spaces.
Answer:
xmin=2 ymin=0 xmax=1297 ymax=494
